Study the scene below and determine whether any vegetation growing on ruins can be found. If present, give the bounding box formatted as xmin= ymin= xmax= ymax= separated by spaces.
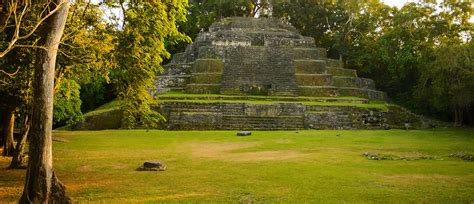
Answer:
xmin=156 ymin=99 xmax=389 ymax=110
xmin=0 ymin=0 xmax=472 ymax=202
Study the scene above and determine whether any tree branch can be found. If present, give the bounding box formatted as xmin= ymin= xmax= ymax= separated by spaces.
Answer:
xmin=0 ymin=0 xmax=67 ymax=58
xmin=0 ymin=67 xmax=20 ymax=77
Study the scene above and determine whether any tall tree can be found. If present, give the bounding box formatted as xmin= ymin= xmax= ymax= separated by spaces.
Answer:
xmin=113 ymin=0 xmax=190 ymax=128
xmin=19 ymin=0 xmax=72 ymax=202
xmin=417 ymin=40 xmax=473 ymax=126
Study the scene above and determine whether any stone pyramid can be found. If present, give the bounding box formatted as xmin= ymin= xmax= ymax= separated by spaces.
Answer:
xmin=152 ymin=17 xmax=438 ymax=130
xmin=155 ymin=17 xmax=385 ymax=100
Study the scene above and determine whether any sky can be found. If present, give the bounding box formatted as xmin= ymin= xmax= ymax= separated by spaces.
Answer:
xmin=383 ymin=0 xmax=474 ymax=23
xmin=382 ymin=0 xmax=413 ymax=8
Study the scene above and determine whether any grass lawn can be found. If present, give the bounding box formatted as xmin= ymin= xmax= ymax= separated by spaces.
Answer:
xmin=1 ymin=129 xmax=473 ymax=202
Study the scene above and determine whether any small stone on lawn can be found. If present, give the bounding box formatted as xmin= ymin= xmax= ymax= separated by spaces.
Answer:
xmin=237 ymin=131 xmax=252 ymax=136
xmin=137 ymin=161 xmax=167 ymax=171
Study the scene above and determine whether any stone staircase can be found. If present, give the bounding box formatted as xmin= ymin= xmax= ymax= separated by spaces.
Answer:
xmin=219 ymin=46 xmax=299 ymax=96
xmin=293 ymin=53 xmax=386 ymax=100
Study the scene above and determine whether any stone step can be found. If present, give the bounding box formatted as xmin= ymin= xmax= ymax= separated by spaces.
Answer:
xmin=156 ymin=87 xmax=186 ymax=92
xmin=271 ymin=91 xmax=298 ymax=97
xmin=156 ymin=95 xmax=369 ymax=104
xmin=299 ymin=86 xmax=386 ymax=100
xmin=197 ymin=46 xmax=223 ymax=59
xmin=264 ymin=36 xmax=314 ymax=47
xmin=222 ymin=115 xmax=304 ymax=129
xmin=189 ymin=73 xmax=222 ymax=84
xmin=166 ymin=123 xmax=221 ymax=130
xmin=295 ymin=74 xmax=332 ymax=86
xmin=186 ymin=84 xmax=221 ymax=94
xmin=332 ymin=76 xmax=375 ymax=89
xmin=305 ymin=105 xmax=361 ymax=112
xmin=327 ymin=67 xmax=357 ymax=77
xmin=222 ymin=124 xmax=303 ymax=129
xmin=298 ymin=86 xmax=339 ymax=97
xmin=222 ymin=115 xmax=304 ymax=120
xmin=293 ymin=48 xmax=327 ymax=60
xmin=162 ymin=63 xmax=192 ymax=75
xmin=294 ymin=60 xmax=327 ymax=74
xmin=150 ymin=87 xmax=185 ymax=95
xmin=155 ymin=75 xmax=190 ymax=89
xmin=170 ymin=52 xmax=187 ymax=64
xmin=168 ymin=108 xmax=220 ymax=113
xmin=305 ymin=111 xmax=355 ymax=130
xmin=338 ymin=88 xmax=386 ymax=101
xmin=325 ymin=59 xmax=343 ymax=68
xmin=192 ymin=59 xmax=224 ymax=73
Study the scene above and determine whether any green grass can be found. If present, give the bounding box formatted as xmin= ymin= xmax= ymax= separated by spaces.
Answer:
xmin=156 ymin=92 xmax=388 ymax=110
xmin=157 ymin=92 xmax=364 ymax=100
xmin=1 ymin=129 xmax=473 ymax=202
xmin=84 ymin=100 xmax=122 ymax=117
xmin=158 ymin=99 xmax=389 ymax=110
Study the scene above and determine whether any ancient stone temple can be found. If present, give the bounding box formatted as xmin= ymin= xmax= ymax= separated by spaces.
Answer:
xmin=152 ymin=17 xmax=437 ymax=130
xmin=155 ymin=17 xmax=385 ymax=99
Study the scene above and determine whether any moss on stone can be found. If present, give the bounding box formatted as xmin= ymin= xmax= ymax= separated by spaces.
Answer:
xmin=326 ymin=67 xmax=357 ymax=77
xmin=294 ymin=60 xmax=327 ymax=74
xmin=156 ymin=99 xmax=389 ymax=110
xmin=189 ymin=73 xmax=222 ymax=84
xmin=295 ymin=74 xmax=332 ymax=86
xmin=192 ymin=59 xmax=224 ymax=73
xmin=186 ymin=84 xmax=221 ymax=94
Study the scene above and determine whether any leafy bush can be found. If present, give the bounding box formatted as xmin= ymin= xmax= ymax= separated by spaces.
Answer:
xmin=53 ymin=80 xmax=83 ymax=128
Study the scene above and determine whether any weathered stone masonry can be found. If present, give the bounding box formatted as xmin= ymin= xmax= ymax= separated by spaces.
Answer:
xmin=154 ymin=17 xmax=385 ymax=100
xmin=156 ymin=100 xmax=437 ymax=130
xmin=152 ymin=17 xmax=440 ymax=130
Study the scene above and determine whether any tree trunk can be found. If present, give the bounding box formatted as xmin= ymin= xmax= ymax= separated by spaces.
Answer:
xmin=20 ymin=0 xmax=71 ymax=203
xmin=454 ymin=108 xmax=464 ymax=127
xmin=0 ymin=111 xmax=3 ymax=148
xmin=2 ymin=109 xmax=15 ymax=157
xmin=9 ymin=115 xmax=30 ymax=169
xmin=467 ymin=108 xmax=473 ymax=126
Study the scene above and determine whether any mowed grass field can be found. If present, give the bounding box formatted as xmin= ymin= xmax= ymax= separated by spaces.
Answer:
xmin=1 ymin=129 xmax=473 ymax=202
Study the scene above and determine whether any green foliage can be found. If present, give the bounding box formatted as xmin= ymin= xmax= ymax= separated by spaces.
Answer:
xmin=84 ymin=99 xmax=122 ymax=117
xmin=1 ymin=1 xmax=117 ymax=127
xmin=79 ymin=75 xmax=116 ymax=113
xmin=350 ymin=1 xmax=472 ymax=123
xmin=417 ymin=40 xmax=474 ymax=126
xmin=53 ymin=80 xmax=83 ymax=127
xmin=0 ymin=46 xmax=34 ymax=114
xmin=273 ymin=0 xmax=473 ymax=124
xmin=0 ymin=2 xmax=44 ymax=117
xmin=58 ymin=1 xmax=117 ymax=95
xmin=114 ymin=1 xmax=190 ymax=128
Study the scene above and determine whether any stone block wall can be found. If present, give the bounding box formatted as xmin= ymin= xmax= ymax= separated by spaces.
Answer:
xmin=157 ymin=102 xmax=305 ymax=130
xmin=186 ymin=59 xmax=224 ymax=94
xmin=156 ymin=101 xmax=440 ymax=130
